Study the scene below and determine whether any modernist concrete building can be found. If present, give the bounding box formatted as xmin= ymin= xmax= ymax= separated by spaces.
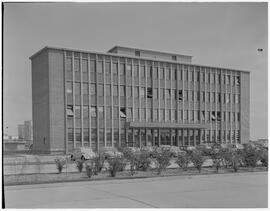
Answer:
xmin=30 ymin=46 xmax=250 ymax=154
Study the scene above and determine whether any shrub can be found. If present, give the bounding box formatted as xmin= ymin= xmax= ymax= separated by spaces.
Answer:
xmin=190 ymin=150 xmax=206 ymax=173
xmin=92 ymin=154 xmax=105 ymax=175
xmin=137 ymin=151 xmax=151 ymax=171
xmin=85 ymin=161 xmax=94 ymax=178
xmin=242 ymin=145 xmax=261 ymax=168
xmin=54 ymin=158 xmax=66 ymax=174
xmin=210 ymin=146 xmax=223 ymax=173
xmin=260 ymin=149 xmax=268 ymax=168
xmin=176 ymin=153 xmax=190 ymax=171
xmin=230 ymin=152 xmax=241 ymax=172
xmin=154 ymin=148 xmax=171 ymax=175
xmin=122 ymin=148 xmax=139 ymax=176
xmin=107 ymin=156 xmax=125 ymax=177
xmin=75 ymin=160 xmax=84 ymax=172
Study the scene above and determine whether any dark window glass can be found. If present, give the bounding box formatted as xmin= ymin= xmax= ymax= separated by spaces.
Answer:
xmin=82 ymin=59 xmax=88 ymax=73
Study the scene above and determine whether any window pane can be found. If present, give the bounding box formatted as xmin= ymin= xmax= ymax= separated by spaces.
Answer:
xmin=90 ymin=60 xmax=96 ymax=72
xmin=140 ymin=66 xmax=145 ymax=77
xmin=98 ymin=84 xmax=104 ymax=96
xmin=82 ymin=59 xmax=88 ymax=73
xmin=97 ymin=61 xmax=103 ymax=74
xmin=74 ymin=58 xmax=80 ymax=72
xmin=126 ymin=64 xmax=132 ymax=77
xmin=75 ymin=83 xmax=80 ymax=95
xmin=66 ymin=58 xmax=72 ymax=72
xmin=90 ymin=84 xmax=96 ymax=95
xmin=66 ymin=82 xmax=72 ymax=94
xmin=105 ymin=62 xmax=110 ymax=75
xmin=83 ymin=83 xmax=88 ymax=95
xmin=113 ymin=63 xmax=118 ymax=75
xmin=120 ymin=86 xmax=125 ymax=96
xmin=91 ymin=107 xmax=97 ymax=117
xmin=120 ymin=64 xmax=125 ymax=76
xmin=106 ymin=85 xmax=111 ymax=96
xmin=83 ymin=106 xmax=89 ymax=118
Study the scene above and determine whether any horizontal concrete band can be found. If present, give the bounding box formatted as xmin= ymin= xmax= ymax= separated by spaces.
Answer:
xmin=126 ymin=121 xmax=211 ymax=129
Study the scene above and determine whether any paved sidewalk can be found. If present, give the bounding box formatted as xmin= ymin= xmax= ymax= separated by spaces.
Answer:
xmin=4 ymin=171 xmax=268 ymax=208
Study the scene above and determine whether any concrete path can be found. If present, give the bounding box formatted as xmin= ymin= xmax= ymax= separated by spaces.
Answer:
xmin=4 ymin=171 xmax=267 ymax=208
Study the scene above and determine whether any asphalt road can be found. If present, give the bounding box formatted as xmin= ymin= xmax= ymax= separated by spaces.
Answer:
xmin=4 ymin=171 xmax=267 ymax=208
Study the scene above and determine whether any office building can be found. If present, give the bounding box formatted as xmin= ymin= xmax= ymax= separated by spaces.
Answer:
xmin=18 ymin=124 xmax=25 ymax=140
xmin=30 ymin=46 xmax=250 ymax=154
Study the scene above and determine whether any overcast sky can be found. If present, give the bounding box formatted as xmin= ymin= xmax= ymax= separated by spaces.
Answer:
xmin=3 ymin=2 xmax=267 ymax=140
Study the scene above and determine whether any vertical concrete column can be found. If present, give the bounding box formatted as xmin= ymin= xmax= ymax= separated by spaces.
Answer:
xmin=117 ymin=58 xmax=121 ymax=148
xmin=88 ymin=54 xmax=91 ymax=148
xmin=138 ymin=61 xmax=141 ymax=148
xmin=63 ymin=51 xmax=68 ymax=154
xmin=125 ymin=59 xmax=128 ymax=147
xmin=95 ymin=55 xmax=99 ymax=152
xmin=110 ymin=57 xmax=113 ymax=147
xmin=80 ymin=53 xmax=84 ymax=147
xmin=230 ymin=71 xmax=233 ymax=143
xmin=72 ymin=52 xmax=76 ymax=149
xmin=103 ymin=58 xmax=106 ymax=147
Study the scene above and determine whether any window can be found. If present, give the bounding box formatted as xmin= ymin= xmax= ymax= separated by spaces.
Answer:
xmin=106 ymin=107 xmax=111 ymax=119
xmin=235 ymin=94 xmax=239 ymax=104
xmin=166 ymin=89 xmax=171 ymax=99
xmin=140 ymin=87 xmax=145 ymax=98
xmin=189 ymin=71 xmax=194 ymax=82
xmin=166 ymin=69 xmax=171 ymax=80
xmin=153 ymin=109 xmax=158 ymax=121
xmin=184 ymin=110 xmax=188 ymax=120
xmin=98 ymin=84 xmax=104 ymax=96
xmin=141 ymin=108 xmax=146 ymax=120
xmin=97 ymin=61 xmax=103 ymax=74
xmin=160 ymin=89 xmax=165 ymax=99
xmin=126 ymin=64 xmax=132 ymax=77
xmin=201 ymin=111 xmax=205 ymax=121
xmin=90 ymin=84 xmax=96 ymax=96
xmin=153 ymin=67 xmax=158 ymax=79
xmin=67 ymin=106 xmax=74 ymax=117
xmin=211 ymin=111 xmax=216 ymax=121
xmin=127 ymin=108 xmax=132 ymax=119
xmin=140 ymin=66 xmax=145 ymax=77
xmin=83 ymin=83 xmax=88 ymax=95
xmin=218 ymin=93 xmax=221 ymax=103
xmin=76 ymin=128 xmax=81 ymax=142
xmin=113 ymin=107 xmax=119 ymax=119
xmin=153 ymin=88 xmax=158 ymax=99
xmin=146 ymin=109 xmax=152 ymax=120
xmin=83 ymin=106 xmax=89 ymax=118
xmin=134 ymin=65 xmax=139 ymax=77
xmin=98 ymin=106 xmax=104 ymax=118
xmin=160 ymin=109 xmax=164 ymax=121
xmin=120 ymin=86 xmax=125 ymax=96
xmin=226 ymin=75 xmax=230 ymax=85
xmin=173 ymin=69 xmax=177 ymax=80
xmin=134 ymin=108 xmax=139 ymax=120
xmin=172 ymin=55 xmax=177 ymax=61
xmin=210 ymin=73 xmax=214 ymax=84
xmin=196 ymin=91 xmax=200 ymax=102
xmin=172 ymin=109 xmax=176 ymax=121
xmin=134 ymin=87 xmax=139 ymax=98
xmin=147 ymin=66 xmax=152 ymax=78
xmin=113 ymin=85 xmax=118 ymax=97
xmin=106 ymin=85 xmax=111 ymax=96
xmin=201 ymin=92 xmax=205 ymax=102
xmin=184 ymin=90 xmax=188 ymax=101
xmin=135 ymin=50 xmax=140 ymax=57
xmin=226 ymin=94 xmax=230 ymax=103
xmin=113 ymin=63 xmax=118 ymax=75
xmin=120 ymin=108 xmax=127 ymax=118
xmin=160 ymin=68 xmax=165 ymax=79
xmin=65 ymin=58 xmax=72 ymax=72
xmin=190 ymin=91 xmax=194 ymax=102
xmin=90 ymin=60 xmax=96 ymax=73
xmin=74 ymin=58 xmax=80 ymax=72
xmin=75 ymin=106 xmax=81 ymax=118
xmin=120 ymin=64 xmax=125 ymax=76
xmin=127 ymin=86 xmax=132 ymax=98
xmin=195 ymin=71 xmax=200 ymax=82
xmin=82 ymin=59 xmax=88 ymax=73
xmin=66 ymin=82 xmax=72 ymax=94
xmin=210 ymin=92 xmax=215 ymax=103
xmin=147 ymin=88 xmax=153 ymax=98
xmin=237 ymin=112 xmax=240 ymax=121
xmin=91 ymin=107 xmax=96 ymax=117
xmin=68 ymin=128 xmax=73 ymax=142
xmin=75 ymin=83 xmax=80 ymax=95
xmin=105 ymin=62 xmax=110 ymax=75
xmin=235 ymin=76 xmax=240 ymax=85
xmin=178 ymin=90 xmax=183 ymax=101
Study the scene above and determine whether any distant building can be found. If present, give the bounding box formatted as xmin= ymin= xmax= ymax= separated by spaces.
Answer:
xmin=17 ymin=124 xmax=25 ymax=140
xmin=24 ymin=120 xmax=33 ymax=142
xmin=30 ymin=46 xmax=250 ymax=154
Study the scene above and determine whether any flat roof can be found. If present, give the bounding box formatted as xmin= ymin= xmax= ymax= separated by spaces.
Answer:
xmin=107 ymin=45 xmax=193 ymax=59
xmin=29 ymin=46 xmax=251 ymax=73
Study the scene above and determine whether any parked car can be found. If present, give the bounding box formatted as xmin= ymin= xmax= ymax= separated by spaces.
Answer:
xmin=70 ymin=147 xmax=97 ymax=161
xmin=99 ymin=147 xmax=123 ymax=159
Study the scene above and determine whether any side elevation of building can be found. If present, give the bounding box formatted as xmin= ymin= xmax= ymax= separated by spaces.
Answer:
xmin=30 ymin=46 xmax=250 ymax=154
